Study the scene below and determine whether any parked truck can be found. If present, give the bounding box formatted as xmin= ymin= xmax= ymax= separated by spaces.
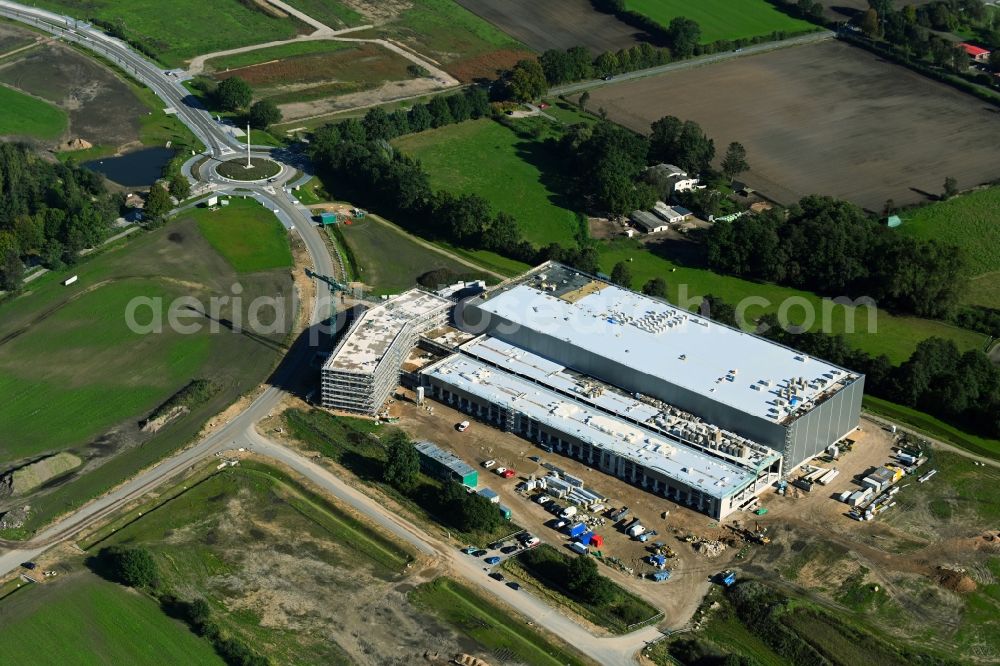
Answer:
xmin=569 ymin=541 xmax=589 ymax=555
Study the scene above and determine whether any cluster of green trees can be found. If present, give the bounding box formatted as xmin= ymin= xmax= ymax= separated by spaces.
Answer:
xmin=378 ymin=428 xmax=504 ymax=534
xmin=91 ymin=545 xmax=269 ymax=665
xmin=853 ymin=0 xmax=1000 ymax=75
xmin=705 ymin=195 xmax=967 ymax=318
xmin=194 ymin=76 xmax=283 ymax=130
xmin=648 ymin=115 xmax=716 ymax=174
xmin=0 ymin=143 xmax=120 ymax=291
xmin=314 ymin=86 xmax=492 ymax=147
xmin=561 ymin=121 xmax=657 ymax=216
xmin=540 ymin=43 xmax=671 ymax=86
xmin=518 ymin=545 xmax=656 ymax=627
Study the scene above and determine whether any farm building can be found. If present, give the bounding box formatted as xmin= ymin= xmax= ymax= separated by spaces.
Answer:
xmin=653 ymin=202 xmax=693 ymax=224
xmin=960 ymin=43 xmax=990 ymax=62
xmin=321 ymin=289 xmax=450 ymax=413
xmin=452 ymin=262 xmax=864 ymax=468
xmin=414 ymin=440 xmax=478 ymax=487
xmin=630 ymin=210 xmax=669 ymax=233
xmin=647 ymin=163 xmax=700 ymax=192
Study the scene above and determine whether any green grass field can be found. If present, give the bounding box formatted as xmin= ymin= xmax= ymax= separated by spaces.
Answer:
xmin=0 ymin=574 xmax=222 ymax=665
xmin=0 ymin=215 xmax=293 ymax=536
xmin=205 ymin=39 xmax=352 ymax=71
xmin=598 ymin=239 xmax=989 ymax=364
xmin=898 ymin=187 xmax=1000 ymax=276
xmin=193 ymin=198 xmax=293 ymax=272
xmin=0 ymin=280 xmax=211 ymax=463
xmin=33 ymin=0 xmax=305 ymax=67
xmin=0 ymin=83 xmax=67 ymax=139
xmin=339 ymin=214 xmax=493 ymax=294
xmin=410 ymin=578 xmax=590 ymax=666
xmin=624 ymin=0 xmax=816 ymax=43
xmin=394 ymin=119 xmax=580 ymax=247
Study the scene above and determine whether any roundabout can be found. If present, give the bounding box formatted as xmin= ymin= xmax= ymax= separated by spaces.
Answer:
xmin=214 ymin=156 xmax=282 ymax=182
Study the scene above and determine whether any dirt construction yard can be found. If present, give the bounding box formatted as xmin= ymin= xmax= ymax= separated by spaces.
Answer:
xmin=588 ymin=40 xmax=1000 ymax=211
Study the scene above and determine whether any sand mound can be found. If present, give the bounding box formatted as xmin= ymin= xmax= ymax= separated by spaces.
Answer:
xmin=59 ymin=138 xmax=93 ymax=151
xmin=938 ymin=567 xmax=977 ymax=594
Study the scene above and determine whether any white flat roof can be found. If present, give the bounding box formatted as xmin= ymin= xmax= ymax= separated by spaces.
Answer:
xmin=425 ymin=354 xmax=757 ymax=500
xmin=460 ymin=336 xmax=778 ymax=471
xmin=476 ymin=268 xmax=857 ymax=422
xmin=324 ymin=289 xmax=450 ymax=374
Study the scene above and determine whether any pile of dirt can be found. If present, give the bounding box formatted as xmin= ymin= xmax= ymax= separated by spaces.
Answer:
xmin=1 ymin=452 xmax=82 ymax=497
xmin=58 ymin=137 xmax=92 ymax=151
xmin=937 ymin=567 xmax=977 ymax=594
xmin=452 ymin=655 xmax=491 ymax=666
xmin=0 ymin=504 xmax=30 ymax=530
xmin=695 ymin=540 xmax=727 ymax=558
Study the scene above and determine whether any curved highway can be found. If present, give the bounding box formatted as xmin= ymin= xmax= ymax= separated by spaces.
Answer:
xmin=0 ymin=3 xmax=664 ymax=662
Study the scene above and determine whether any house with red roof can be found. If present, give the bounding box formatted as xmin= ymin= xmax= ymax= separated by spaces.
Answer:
xmin=960 ymin=43 xmax=990 ymax=63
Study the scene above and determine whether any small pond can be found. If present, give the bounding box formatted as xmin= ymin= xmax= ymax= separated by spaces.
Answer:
xmin=83 ymin=147 xmax=175 ymax=187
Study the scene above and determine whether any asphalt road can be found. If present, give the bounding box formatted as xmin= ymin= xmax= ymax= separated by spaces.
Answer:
xmin=550 ymin=30 xmax=834 ymax=96
xmin=0 ymin=4 xmax=661 ymax=663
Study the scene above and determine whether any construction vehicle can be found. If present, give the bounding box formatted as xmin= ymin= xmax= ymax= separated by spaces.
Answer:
xmin=726 ymin=521 xmax=770 ymax=545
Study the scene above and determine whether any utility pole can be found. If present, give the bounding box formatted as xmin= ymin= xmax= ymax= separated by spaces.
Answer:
xmin=246 ymin=122 xmax=251 ymax=168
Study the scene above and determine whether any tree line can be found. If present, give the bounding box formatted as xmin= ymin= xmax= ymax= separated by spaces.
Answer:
xmin=705 ymin=195 xmax=967 ymax=318
xmin=0 ymin=143 xmax=120 ymax=292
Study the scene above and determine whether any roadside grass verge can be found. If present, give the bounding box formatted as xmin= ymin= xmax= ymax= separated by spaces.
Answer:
xmin=0 ymin=83 xmax=67 ymax=138
xmin=624 ymin=0 xmax=816 ymax=43
xmin=863 ymin=395 xmax=1000 ymax=460
xmin=283 ymin=408 xmax=518 ymax=544
xmin=393 ymin=118 xmax=580 ymax=247
xmin=502 ymin=544 xmax=660 ymax=634
xmin=0 ymin=574 xmax=222 ymax=665
xmin=192 ymin=198 xmax=293 ymax=272
xmin=598 ymin=238 xmax=989 ymax=364
xmin=409 ymin=577 xmax=591 ymax=666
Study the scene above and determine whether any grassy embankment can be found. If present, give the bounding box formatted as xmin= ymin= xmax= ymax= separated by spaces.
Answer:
xmin=410 ymin=578 xmax=592 ymax=666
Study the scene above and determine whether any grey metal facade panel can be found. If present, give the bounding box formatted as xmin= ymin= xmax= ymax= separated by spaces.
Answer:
xmin=783 ymin=376 xmax=864 ymax=468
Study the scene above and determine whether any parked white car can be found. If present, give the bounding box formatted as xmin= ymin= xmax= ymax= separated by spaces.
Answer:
xmin=482 ymin=459 xmax=496 ymax=469
xmin=456 ymin=420 xmax=470 ymax=432
xmin=494 ymin=467 xmax=508 ymax=476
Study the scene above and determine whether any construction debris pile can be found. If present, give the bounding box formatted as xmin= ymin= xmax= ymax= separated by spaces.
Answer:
xmin=695 ymin=539 xmax=727 ymax=558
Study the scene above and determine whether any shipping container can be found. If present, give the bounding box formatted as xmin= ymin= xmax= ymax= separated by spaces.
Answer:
xmin=590 ymin=534 xmax=604 ymax=548
xmin=627 ymin=524 xmax=646 ymax=538
xmin=577 ymin=531 xmax=594 ymax=545
xmin=567 ymin=522 xmax=587 ymax=538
